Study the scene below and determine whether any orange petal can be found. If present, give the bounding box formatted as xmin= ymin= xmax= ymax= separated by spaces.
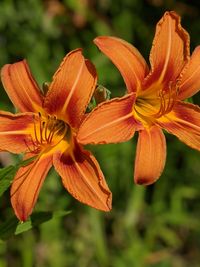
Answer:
xmin=11 ymin=154 xmax=52 ymax=221
xmin=94 ymin=36 xmax=148 ymax=93
xmin=53 ymin=142 xmax=112 ymax=211
xmin=44 ymin=49 xmax=97 ymax=128
xmin=0 ymin=111 xmax=35 ymax=154
xmin=157 ymin=101 xmax=200 ymax=151
xmin=1 ymin=60 xmax=43 ymax=112
xmin=134 ymin=126 xmax=166 ymax=185
xmin=144 ymin=11 xmax=190 ymax=89
xmin=77 ymin=94 xmax=142 ymax=145
xmin=178 ymin=46 xmax=200 ymax=100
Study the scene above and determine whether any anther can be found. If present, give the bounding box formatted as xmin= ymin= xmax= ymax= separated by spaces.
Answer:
xmin=28 ymin=113 xmax=68 ymax=152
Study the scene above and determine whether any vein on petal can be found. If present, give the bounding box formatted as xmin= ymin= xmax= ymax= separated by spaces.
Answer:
xmin=116 ymin=46 xmax=142 ymax=90
xmin=82 ymin=112 xmax=134 ymax=139
xmin=180 ymin=64 xmax=200 ymax=88
xmin=62 ymin=60 xmax=85 ymax=112
xmin=0 ymin=130 xmax=29 ymax=135
xmin=74 ymin=159 xmax=109 ymax=209
xmin=159 ymin=17 xmax=172 ymax=82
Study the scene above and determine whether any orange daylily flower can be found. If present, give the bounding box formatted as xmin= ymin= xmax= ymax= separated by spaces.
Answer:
xmin=77 ymin=11 xmax=200 ymax=185
xmin=0 ymin=49 xmax=112 ymax=221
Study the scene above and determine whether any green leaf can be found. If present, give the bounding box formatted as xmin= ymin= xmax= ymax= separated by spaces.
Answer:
xmin=0 ymin=216 xmax=18 ymax=240
xmin=0 ymin=156 xmax=36 ymax=197
xmin=0 ymin=210 xmax=71 ymax=240
xmin=0 ymin=165 xmax=18 ymax=197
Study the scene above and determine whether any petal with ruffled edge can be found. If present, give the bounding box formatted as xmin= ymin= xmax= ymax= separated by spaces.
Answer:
xmin=178 ymin=46 xmax=200 ymax=100
xmin=0 ymin=111 xmax=36 ymax=154
xmin=44 ymin=49 xmax=97 ymax=128
xmin=157 ymin=101 xmax=200 ymax=151
xmin=11 ymin=153 xmax=53 ymax=221
xmin=1 ymin=60 xmax=43 ymax=112
xmin=77 ymin=94 xmax=142 ymax=145
xmin=144 ymin=11 xmax=189 ymax=90
xmin=94 ymin=36 xmax=148 ymax=93
xmin=53 ymin=141 xmax=112 ymax=211
xmin=134 ymin=126 xmax=166 ymax=185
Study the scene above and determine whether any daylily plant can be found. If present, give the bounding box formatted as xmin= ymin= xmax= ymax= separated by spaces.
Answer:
xmin=78 ymin=11 xmax=200 ymax=185
xmin=0 ymin=49 xmax=112 ymax=221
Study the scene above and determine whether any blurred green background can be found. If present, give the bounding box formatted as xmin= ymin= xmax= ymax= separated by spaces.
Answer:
xmin=0 ymin=0 xmax=200 ymax=266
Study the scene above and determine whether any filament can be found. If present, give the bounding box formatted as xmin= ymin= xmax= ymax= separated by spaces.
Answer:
xmin=25 ymin=113 xmax=67 ymax=154
xmin=153 ymin=82 xmax=178 ymax=118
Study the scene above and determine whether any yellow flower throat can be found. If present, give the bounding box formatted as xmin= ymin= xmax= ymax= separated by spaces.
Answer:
xmin=133 ymin=85 xmax=178 ymax=128
xmin=27 ymin=112 xmax=68 ymax=154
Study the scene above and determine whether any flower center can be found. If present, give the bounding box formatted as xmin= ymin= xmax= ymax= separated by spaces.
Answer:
xmin=134 ymin=84 xmax=178 ymax=127
xmin=153 ymin=84 xmax=178 ymax=118
xmin=27 ymin=112 xmax=68 ymax=154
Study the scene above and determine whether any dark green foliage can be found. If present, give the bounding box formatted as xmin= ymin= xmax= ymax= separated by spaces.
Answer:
xmin=0 ymin=210 xmax=70 ymax=240
xmin=0 ymin=157 xmax=35 ymax=197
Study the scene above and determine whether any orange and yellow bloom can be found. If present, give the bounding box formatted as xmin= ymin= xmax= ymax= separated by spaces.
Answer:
xmin=78 ymin=11 xmax=200 ymax=185
xmin=0 ymin=49 xmax=112 ymax=221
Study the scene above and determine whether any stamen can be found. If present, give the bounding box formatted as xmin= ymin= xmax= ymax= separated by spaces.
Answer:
xmin=33 ymin=114 xmax=40 ymax=145
xmin=45 ymin=116 xmax=50 ymax=141
xmin=47 ymin=121 xmax=57 ymax=143
xmin=24 ymin=133 xmax=41 ymax=154
xmin=24 ymin=138 xmax=35 ymax=154
xmin=39 ymin=117 xmax=44 ymax=144
xmin=153 ymin=82 xmax=177 ymax=118
xmin=27 ymin=113 xmax=68 ymax=153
